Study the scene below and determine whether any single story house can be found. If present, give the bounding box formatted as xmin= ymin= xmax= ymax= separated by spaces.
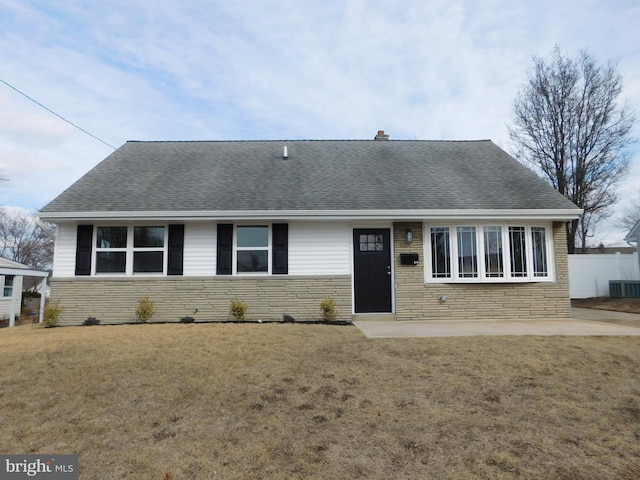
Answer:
xmin=0 ymin=256 xmax=49 ymax=327
xmin=37 ymin=131 xmax=581 ymax=325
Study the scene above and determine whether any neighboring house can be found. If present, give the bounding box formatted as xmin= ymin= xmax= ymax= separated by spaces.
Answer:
xmin=624 ymin=219 xmax=640 ymax=277
xmin=0 ymin=257 xmax=49 ymax=327
xmin=37 ymin=132 xmax=581 ymax=325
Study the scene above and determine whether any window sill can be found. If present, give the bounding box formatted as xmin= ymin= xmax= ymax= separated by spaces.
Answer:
xmin=425 ymin=277 xmax=554 ymax=284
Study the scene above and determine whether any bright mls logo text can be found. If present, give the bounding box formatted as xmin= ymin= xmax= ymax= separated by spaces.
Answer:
xmin=1 ymin=455 xmax=78 ymax=479
xmin=5 ymin=458 xmax=54 ymax=476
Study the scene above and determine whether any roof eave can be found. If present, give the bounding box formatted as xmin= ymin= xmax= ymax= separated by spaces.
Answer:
xmin=37 ymin=208 xmax=583 ymax=223
xmin=0 ymin=267 xmax=50 ymax=277
xmin=624 ymin=219 xmax=640 ymax=242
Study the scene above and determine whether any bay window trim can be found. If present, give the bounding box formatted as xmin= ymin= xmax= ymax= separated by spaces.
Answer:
xmin=425 ymin=222 xmax=555 ymax=283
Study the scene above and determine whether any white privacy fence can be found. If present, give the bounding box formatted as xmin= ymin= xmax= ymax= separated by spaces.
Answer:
xmin=568 ymin=253 xmax=640 ymax=298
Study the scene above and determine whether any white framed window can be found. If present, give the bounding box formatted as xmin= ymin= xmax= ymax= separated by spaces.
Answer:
xmin=425 ymin=223 xmax=554 ymax=283
xmin=3 ymin=275 xmax=14 ymax=297
xmin=94 ymin=225 xmax=167 ymax=275
xmin=133 ymin=226 xmax=165 ymax=273
xmin=96 ymin=226 xmax=127 ymax=273
xmin=235 ymin=225 xmax=270 ymax=274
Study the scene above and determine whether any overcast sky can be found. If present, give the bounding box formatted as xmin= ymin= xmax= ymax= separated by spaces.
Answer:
xmin=1 ymin=0 xmax=638 ymax=244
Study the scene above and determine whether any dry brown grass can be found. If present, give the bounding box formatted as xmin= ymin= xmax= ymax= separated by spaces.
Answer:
xmin=573 ymin=297 xmax=640 ymax=314
xmin=1 ymin=323 xmax=640 ymax=479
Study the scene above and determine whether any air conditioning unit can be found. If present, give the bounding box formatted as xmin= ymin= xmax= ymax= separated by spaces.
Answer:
xmin=609 ymin=280 xmax=640 ymax=298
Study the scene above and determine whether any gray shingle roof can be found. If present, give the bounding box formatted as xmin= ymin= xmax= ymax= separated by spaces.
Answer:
xmin=40 ymin=139 xmax=579 ymax=214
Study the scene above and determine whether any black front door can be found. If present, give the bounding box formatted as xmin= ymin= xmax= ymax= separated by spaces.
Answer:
xmin=353 ymin=228 xmax=392 ymax=313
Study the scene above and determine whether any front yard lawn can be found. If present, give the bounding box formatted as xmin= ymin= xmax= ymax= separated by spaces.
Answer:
xmin=1 ymin=323 xmax=639 ymax=479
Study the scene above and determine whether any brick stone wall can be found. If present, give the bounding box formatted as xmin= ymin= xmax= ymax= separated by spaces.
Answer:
xmin=393 ymin=221 xmax=571 ymax=320
xmin=50 ymin=275 xmax=352 ymax=326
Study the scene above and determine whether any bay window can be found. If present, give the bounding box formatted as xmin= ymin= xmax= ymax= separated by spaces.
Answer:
xmin=457 ymin=227 xmax=478 ymax=278
xmin=509 ymin=227 xmax=527 ymax=278
xmin=483 ymin=226 xmax=504 ymax=278
xmin=430 ymin=227 xmax=451 ymax=278
xmin=531 ymin=227 xmax=549 ymax=277
xmin=426 ymin=224 xmax=553 ymax=282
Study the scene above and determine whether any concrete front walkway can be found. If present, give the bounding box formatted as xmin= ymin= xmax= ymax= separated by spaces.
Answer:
xmin=354 ymin=308 xmax=640 ymax=338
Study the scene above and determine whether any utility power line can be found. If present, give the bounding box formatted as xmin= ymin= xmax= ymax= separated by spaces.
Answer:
xmin=0 ymin=77 xmax=117 ymax=150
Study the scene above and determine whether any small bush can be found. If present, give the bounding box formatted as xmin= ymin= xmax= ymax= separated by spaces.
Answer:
xmin=135 ymin=295 xmax=155 ymax=323
xmin=83 ymin=317 xmax=100 ymax=326
xmin=44 ymin=299 xmax=63 ymax=327
xmin=230 ymin=297 xmax=248 ymax=320
xmin=320 ymin=296 xmax=337 ymax=322
xmin=180 ymin=316 xmax=195 ymax=324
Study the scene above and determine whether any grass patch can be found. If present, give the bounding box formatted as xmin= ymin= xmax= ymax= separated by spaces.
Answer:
xmin=1 ymin=324 xmax=639 ymax=479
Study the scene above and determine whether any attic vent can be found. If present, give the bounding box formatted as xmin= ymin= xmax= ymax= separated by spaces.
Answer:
xmin=374 ymin=130 xmax=389 ymax=141
xmin=283 ymin=146 xmax=288 ymax=159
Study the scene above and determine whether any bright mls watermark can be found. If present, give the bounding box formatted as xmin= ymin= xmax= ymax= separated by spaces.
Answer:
xmin=1 ymin=455 xmax=78 ymax=479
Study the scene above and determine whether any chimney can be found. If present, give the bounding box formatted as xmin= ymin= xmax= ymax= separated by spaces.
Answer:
xmin=374 ymin=130 xmax=389 ymax=141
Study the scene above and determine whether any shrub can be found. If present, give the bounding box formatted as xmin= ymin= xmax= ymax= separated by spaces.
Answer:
xmin=230 ymin=297 xmax=248 ymax=320
xmin=135 ymin=295 xmax=155 ymax=323
xmin=320 ymin=296 xmax=337 ymax=322
xmin=44 ymin=299 xmax=63 ymax=327
xmin=83 ymin=317 xmax=100 ymax=326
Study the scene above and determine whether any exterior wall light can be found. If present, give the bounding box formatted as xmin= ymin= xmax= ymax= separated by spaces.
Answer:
xmin=405 ymin=228 xmax=413 ymax=243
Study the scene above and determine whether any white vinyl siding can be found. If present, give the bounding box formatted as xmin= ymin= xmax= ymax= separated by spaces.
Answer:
xmin=288 ymin=222 xmax=351 ymax=275
xmin=52 ymin=223 xmax=79 ymax=277
xmin=183 ymin=223 xmax=217 ymax=276
xmin=184 ymin=222 xmax=351 ymax=276
xmin=53 ymin=221 xmax=352 ymax=278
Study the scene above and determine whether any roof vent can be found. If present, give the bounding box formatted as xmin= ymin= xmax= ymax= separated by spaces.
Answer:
xmin=283 ymin=145 xmax=288 ymax=159
xmin=374 ymin=130 xmax=389 ymax=141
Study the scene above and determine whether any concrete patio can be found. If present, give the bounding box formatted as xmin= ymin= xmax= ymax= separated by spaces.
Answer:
xmin=354 ymin=308 xmax=640 ymax=338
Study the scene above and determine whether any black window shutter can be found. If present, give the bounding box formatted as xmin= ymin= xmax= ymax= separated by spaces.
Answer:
xmin=272 ymin=223 xmax=288 ymax=274
xmin=167 ymin=224 xmax=185 ymax=275
xmin=216 ymin=224 xmax=233 ymax=275
xmin=75 ymin=224 xmax=93 ymax=276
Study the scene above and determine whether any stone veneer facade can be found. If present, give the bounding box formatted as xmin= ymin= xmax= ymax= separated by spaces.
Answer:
xmin=50 ymin=275 xmax=352 ymax=326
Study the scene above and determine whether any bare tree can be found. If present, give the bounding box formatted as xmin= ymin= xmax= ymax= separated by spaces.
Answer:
xmin=509 ymin=46 xmax=635 ymax=253
xmin=616 ymin=189 xmax=640 ymax=233
xmin=0 ymin=207 xmax=54 ymax=271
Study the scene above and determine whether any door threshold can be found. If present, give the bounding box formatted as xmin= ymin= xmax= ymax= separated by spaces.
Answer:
xmin=352 ymin=313 xmax=397 ymax=322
